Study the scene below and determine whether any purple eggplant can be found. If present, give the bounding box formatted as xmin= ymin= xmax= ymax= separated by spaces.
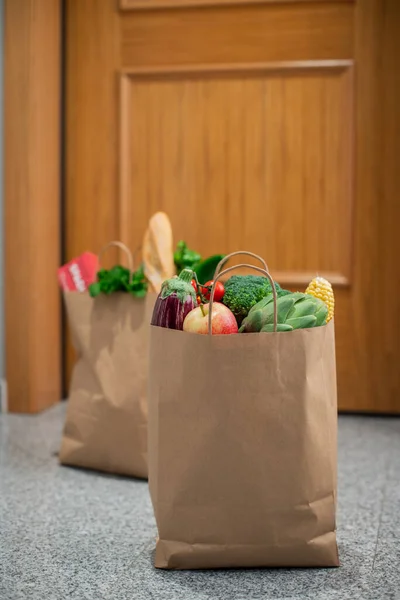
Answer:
xmin=151 ymin=269 xmax=197 ymax=330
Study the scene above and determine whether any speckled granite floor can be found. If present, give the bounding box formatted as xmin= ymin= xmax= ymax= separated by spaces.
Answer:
xmin=0 ymin=404 xmax=399 ymax=600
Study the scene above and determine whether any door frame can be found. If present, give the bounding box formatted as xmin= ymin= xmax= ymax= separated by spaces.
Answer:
xmin=4 ymin=0 xmax=62 ymax=412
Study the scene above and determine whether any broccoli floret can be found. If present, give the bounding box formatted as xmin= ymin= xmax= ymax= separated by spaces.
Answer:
xmin=222 ymin=275 xmax=286 ymax=325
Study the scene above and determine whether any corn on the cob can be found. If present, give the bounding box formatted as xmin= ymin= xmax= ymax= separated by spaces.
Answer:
xmin=305 ymin=277 xmax=334 ymax=323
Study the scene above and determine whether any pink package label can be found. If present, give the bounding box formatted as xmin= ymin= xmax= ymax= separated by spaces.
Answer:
xmin=58 ymin=252 xmax=99 ymax=292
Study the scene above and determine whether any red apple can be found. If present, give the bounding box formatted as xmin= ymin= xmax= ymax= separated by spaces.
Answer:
xmin=183 ymin=302 xmax=238 ymax=335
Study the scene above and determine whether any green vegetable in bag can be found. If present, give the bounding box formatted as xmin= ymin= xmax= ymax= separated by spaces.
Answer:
xmin=89 ymin=264 xmax=148 ymax=298
xmin=174 ymin=241 xmax=201 ymax=274
xmin=194 ymin=255 xmax=225 ymax=285
xmin=174 ymin=240 xmax=225 ymax=285
xmin=239 ymin=292 xmax=328 ymax=333
xmin=222 ymin=275 xmax=289 ymax=325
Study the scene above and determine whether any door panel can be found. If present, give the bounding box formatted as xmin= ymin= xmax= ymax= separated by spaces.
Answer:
xmin=121 ymin=65 xmax=353 ymax=287
xmin=120 ymin=0 xmax=347 ymax=8
xmin=120 ymin=2 xmax=353 ymax=65
xmin=65 ymin=0 xmax=400 ymax=412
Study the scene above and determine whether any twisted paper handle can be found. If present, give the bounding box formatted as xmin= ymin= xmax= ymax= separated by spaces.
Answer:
xmin=213 ymin=251 xmax=269 ymax=279
xmin=98 ymin=241 xmax=135 ymax=274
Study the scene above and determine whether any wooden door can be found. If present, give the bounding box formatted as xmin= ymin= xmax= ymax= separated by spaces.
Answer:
xmin=65 ymin=0 xmax=400 ymax=413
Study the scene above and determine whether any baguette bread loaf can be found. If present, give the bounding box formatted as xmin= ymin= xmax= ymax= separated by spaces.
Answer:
xmin=142 ymin=212 xmax=175 ymax=293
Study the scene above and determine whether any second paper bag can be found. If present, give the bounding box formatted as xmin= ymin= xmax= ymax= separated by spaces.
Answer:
xmin=60 ymin=291 xmax=156 ymax=478
xmin=148 ymin=294 xmax=339 ymax=568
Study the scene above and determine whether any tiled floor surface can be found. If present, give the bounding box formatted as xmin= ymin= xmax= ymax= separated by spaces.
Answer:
xmin=1 ymin=404 xmax=399 ymax=600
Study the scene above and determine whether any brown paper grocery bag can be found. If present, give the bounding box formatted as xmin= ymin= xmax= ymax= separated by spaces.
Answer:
xmin=59 ymin=242 xmax=156 ymax=478
xmin=148 ymin=257 xmax=339 ymax=569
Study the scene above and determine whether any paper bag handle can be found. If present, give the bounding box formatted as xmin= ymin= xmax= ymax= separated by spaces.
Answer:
xmin=208 ymin=263 xmax=278 ymax=335
xmin=98 ymin=241 xmax=134 ymax=273
xmin=213 ymin=251 xmax=269 ymax=279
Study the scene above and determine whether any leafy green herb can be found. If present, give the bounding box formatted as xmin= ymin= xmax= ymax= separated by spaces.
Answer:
xmin=89 ymin=264 xmax=148 ymax=298
xmin=174 ymin=241 xmax=202 ymax=274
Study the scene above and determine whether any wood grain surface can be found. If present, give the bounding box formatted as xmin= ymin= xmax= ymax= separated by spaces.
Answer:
xmin=121 ymin=2 xmax=354 ymax=67
xmin=119 ymin=64 xmax=353 ymax=288
xmin=120 ymin=0 xmax=354 ymax=11
xmin=64 ymin=0 xmax=400 ymax=412
xmin=4 ymin=0 xmax=61 ymax=412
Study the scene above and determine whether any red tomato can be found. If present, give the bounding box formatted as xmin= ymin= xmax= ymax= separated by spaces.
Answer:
xmin=203 ymin=280 xmax=225 ymax=302
xmin=191 ymin=280 xmax=202 ymax=304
